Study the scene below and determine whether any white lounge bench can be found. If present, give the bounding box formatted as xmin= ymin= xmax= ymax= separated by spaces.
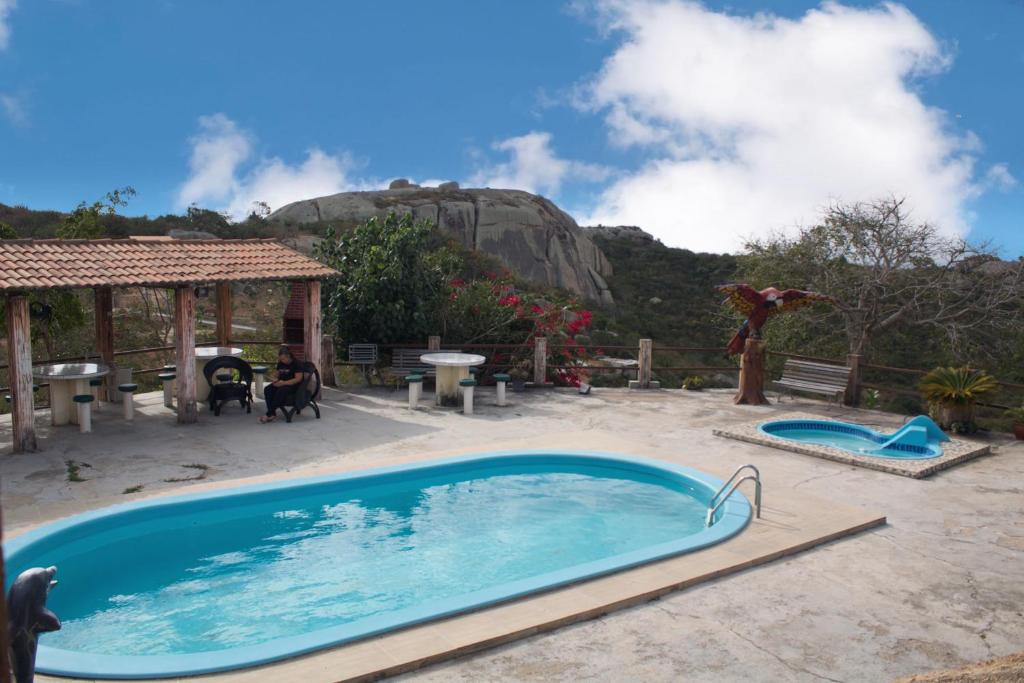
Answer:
xmin=773 ymin=359 xmax=852 ymax=405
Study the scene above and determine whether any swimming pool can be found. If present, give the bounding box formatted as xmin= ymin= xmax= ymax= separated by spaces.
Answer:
xmin=5 ymin=451 xmax=750 ymax=679
xmin=759 ymin=416 xmax=948 ymax=459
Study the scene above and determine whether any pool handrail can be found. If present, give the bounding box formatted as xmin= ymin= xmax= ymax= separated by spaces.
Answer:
xmin=706 ymin=464 xmax=761 ymax=527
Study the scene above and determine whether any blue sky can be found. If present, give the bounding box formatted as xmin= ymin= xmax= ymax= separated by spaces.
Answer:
xmin=0 ymin=0 xmax=1021 ymax=255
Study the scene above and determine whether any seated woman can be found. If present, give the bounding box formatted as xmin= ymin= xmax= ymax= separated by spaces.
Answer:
xmin=259 ymin=346 xmax=305 ymax=423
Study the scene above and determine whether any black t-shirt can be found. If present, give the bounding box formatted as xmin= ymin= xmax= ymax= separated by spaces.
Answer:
xmin=276 ymin=359 xmax=303 ymax=382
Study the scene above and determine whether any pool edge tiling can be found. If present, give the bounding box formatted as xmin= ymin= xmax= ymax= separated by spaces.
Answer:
xmin=8 ymin=451 xmax=750 ymax=680
xmin=33 ymin=473 xmax=885 ymax=683
xmin=714 ymin=412 xmax=991 ymax=478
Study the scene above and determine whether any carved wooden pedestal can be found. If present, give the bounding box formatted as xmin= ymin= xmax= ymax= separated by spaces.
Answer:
xmin=734 ymin=338 xmax=768 ymax=406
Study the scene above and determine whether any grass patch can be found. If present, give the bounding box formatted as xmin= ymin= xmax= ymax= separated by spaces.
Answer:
xmin=65 ymin=460 xmax=91 ymax=483
xmin=122 ymin=484 xmax=145 ymax=494
xmin=163 ymin=463 xmax=210 ymax=483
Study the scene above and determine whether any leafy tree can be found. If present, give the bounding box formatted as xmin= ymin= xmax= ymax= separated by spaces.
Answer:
xmin=0 ymin=221 xmax=17 ymax=238
xmin=314 ymin=213 xmax=462 ymax=344
xmin=58 ymin=186 xmax=136 ymax=239
xmin=736 ymin=197 xmax=1023 ymax=364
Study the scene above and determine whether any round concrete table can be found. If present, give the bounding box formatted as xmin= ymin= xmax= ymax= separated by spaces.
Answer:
xmin=420 ymin=353 xmax=485 ymax=407
xmin=32 ymin=362 xmax=110 ymax=426
xmin=195 ymin=347 xmax=243 ymax=403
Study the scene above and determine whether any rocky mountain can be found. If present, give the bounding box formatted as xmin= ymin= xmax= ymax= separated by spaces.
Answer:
xmin=269 ymin=184 xmax=615 ymax=305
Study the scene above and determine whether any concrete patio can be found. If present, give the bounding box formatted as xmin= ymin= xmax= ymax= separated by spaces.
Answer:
xmin=2 ymin=386 xmax=1022 ymax=682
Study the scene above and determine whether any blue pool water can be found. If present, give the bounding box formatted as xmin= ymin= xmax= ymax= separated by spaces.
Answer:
xmin=759 ymin=416 xmax=947 ymax=459
xmin=4 ymin=452 xmax=750 ymax=679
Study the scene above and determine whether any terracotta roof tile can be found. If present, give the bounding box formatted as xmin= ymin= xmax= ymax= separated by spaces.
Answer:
xmin=0 ymin=238 xmax=340 ymax=291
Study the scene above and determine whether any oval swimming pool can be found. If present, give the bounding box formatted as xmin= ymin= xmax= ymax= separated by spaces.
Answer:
xmin=5 ymin=451 xmax=750 ymax=679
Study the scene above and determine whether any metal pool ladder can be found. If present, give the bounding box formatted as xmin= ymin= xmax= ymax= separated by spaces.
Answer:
xmin=705 ymin=464 xmax=762 ymax=527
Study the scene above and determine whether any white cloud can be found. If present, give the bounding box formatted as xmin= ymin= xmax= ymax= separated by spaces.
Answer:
xmin=984 ymin=163 xmax=1018 ymax=192
xmin=470 ymin=131 xmax=611 ymax=196
xmin=575 ymin=0 xmax=979 ymax=253
xmin=0 ymin=0 xmax=14 ymax=50
xmin=177 ymin=113 xmax=360 ymax=220
xmin=0 ymin=92 xmax=27 ymax=126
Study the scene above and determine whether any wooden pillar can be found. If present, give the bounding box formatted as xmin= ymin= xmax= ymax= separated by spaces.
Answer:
xmin=637 ymin=338 xmax=653 ymax=389
xmin=533 ymin=337 xmax=547 ymax=385
xmin=734 ymin=338 xmax=768 ymax=405
xmin=321 ymin=335 xmax=337 ymax=387
xmin=845 ymin=353 xmax=863 ymax=407
xmin=215 ymin=282 xmax=232 ymax=347
xmin=5 ymin=294 xmax=37 ymax=453
xmin=428 ymin=335 xmax=441 ymax=351
xmin=303 ymin=280 xmax=322 ymax=397
xmin=174 ymin=286 xmax=198 ymax=424
xmin=94 ymin=286 xmax=115 ymax=401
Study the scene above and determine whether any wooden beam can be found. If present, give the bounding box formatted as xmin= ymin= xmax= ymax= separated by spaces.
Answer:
xmin=94 ymin=286 xmax=115 ymax=401
xmin=174 ymin=286 xmax=197 ymax=423
xmin=303 ymin=280 xmax=322 ymax=397
xmin=637 ymin=338 xmax=653 ymax=389
xmin=5 ymin=294 xmax=37 ymax=452
xmin=321 ymin=335 xmax=337 ymax=387
xmin=533 ymin=336 xmax=547 ymax=385
xmin=215 ymin=282 xmax=232 ymax=347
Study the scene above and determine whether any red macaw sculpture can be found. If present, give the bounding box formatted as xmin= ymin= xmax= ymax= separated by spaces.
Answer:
xmin=717 ymin=284 xmax=836 ymax=356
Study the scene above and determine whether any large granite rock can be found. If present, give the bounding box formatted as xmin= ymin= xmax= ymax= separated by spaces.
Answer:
xmin=270 ymin=187 xmax=614 ymax=304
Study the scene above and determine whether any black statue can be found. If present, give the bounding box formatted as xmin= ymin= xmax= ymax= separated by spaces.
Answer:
xmin=7 ymin=566 xmax=60 ymax=683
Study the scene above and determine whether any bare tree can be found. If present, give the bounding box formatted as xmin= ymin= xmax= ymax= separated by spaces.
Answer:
xmin=739 ymin=197 xmax=1023 ymax=360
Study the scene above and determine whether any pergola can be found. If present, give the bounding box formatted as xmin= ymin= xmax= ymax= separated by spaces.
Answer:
xmin=0 ymin=238 xmax=339 ymax=453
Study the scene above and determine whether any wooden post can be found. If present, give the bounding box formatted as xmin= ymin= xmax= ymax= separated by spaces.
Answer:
xmin=637 ymin=338 xmax=653 ymax=389
xmin=321 ymin=335 xmax=337 ymax=387
xmin=533 ymin=337 xmax=547 ymax=385
xmin=303 ymin=280 xmax=322 ymax=397
xmin=734 ymin=337 xmax=768 ymax=405
xmin=428 ymin=335 xmax=441 ymax=351
xmin=845 ymin=353 xmax=863 ymax=407
xmin=5 ymin=293 xmax=37 ymax=452
xmin=94 ymin=286 xmax=115 ymax=401
xmin=174 ymin=286 xmax=198 ymax=424
xmin=215 ymin=282 xmax=232 ymax=347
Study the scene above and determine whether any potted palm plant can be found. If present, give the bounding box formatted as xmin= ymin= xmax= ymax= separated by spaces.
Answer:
xmin=508 ymin=358 xmax=532 ymax=392
xmin=919 ymin=366 xmax=997 ymax=434
xmin=1004 ymin=406 xmax=1024 ymax=440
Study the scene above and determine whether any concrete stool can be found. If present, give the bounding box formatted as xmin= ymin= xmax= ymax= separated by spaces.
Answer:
xmin=460 ymin=377 xmax=477 ymax=415
xmin=407 ymin=374 xmax=423 ymax=409
xmin=89 ymin=377 xmax=104 ymax=409
xmin=119 ymin=383 xmax=138 ymax=421
xmin=493 ymin=373 xmax=510 ymax=407
xmin=253 ymin=366 xmax=268 ymax=395
xmin=158 ymin=371 xmax=176 ymax=409
xmin=73 ymin=394 xmax=94 ymax=433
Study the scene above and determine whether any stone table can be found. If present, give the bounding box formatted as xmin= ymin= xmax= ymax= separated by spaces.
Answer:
xmin=32 ymin=362 xmax=110 ymax=426
xmin=420 ymin=353 xmax=486 ymax=407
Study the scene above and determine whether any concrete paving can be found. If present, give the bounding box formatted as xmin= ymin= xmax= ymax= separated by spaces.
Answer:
xmin=2 ymin=386 xmax=1022 ymax=682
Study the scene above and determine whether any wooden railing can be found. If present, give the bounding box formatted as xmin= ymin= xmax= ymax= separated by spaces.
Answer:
xmin=4 ymin=335 xmax=1021 ymax=412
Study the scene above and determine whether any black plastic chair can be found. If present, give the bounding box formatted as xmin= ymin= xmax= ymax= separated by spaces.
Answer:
xmin=276 ymin=361 xmax=321 ymax=423
xmin=202 ymin=356 xmax=254 ymax=416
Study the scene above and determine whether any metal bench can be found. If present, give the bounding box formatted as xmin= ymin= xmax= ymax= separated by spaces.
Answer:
xmin=348 ymin=344 xmax=379 ymax=385
xmin=773 ymin=359 xmax=852 ymax=405
xmin=387 ymin=348 xmax=460 ymax=388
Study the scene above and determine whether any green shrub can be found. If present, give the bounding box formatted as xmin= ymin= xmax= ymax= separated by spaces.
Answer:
xmin=682 ymin=375 xmax=705 ymax=391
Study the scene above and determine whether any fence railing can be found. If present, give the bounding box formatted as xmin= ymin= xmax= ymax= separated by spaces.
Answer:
xmin=4 ymin=335 xmax=1021 ymax=412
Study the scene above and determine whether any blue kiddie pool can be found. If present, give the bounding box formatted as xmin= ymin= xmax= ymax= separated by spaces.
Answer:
xmin=759 ymin=415 xmax=949 ymax=459
xmin=5 ymin=451 xmax=751 ymax=679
